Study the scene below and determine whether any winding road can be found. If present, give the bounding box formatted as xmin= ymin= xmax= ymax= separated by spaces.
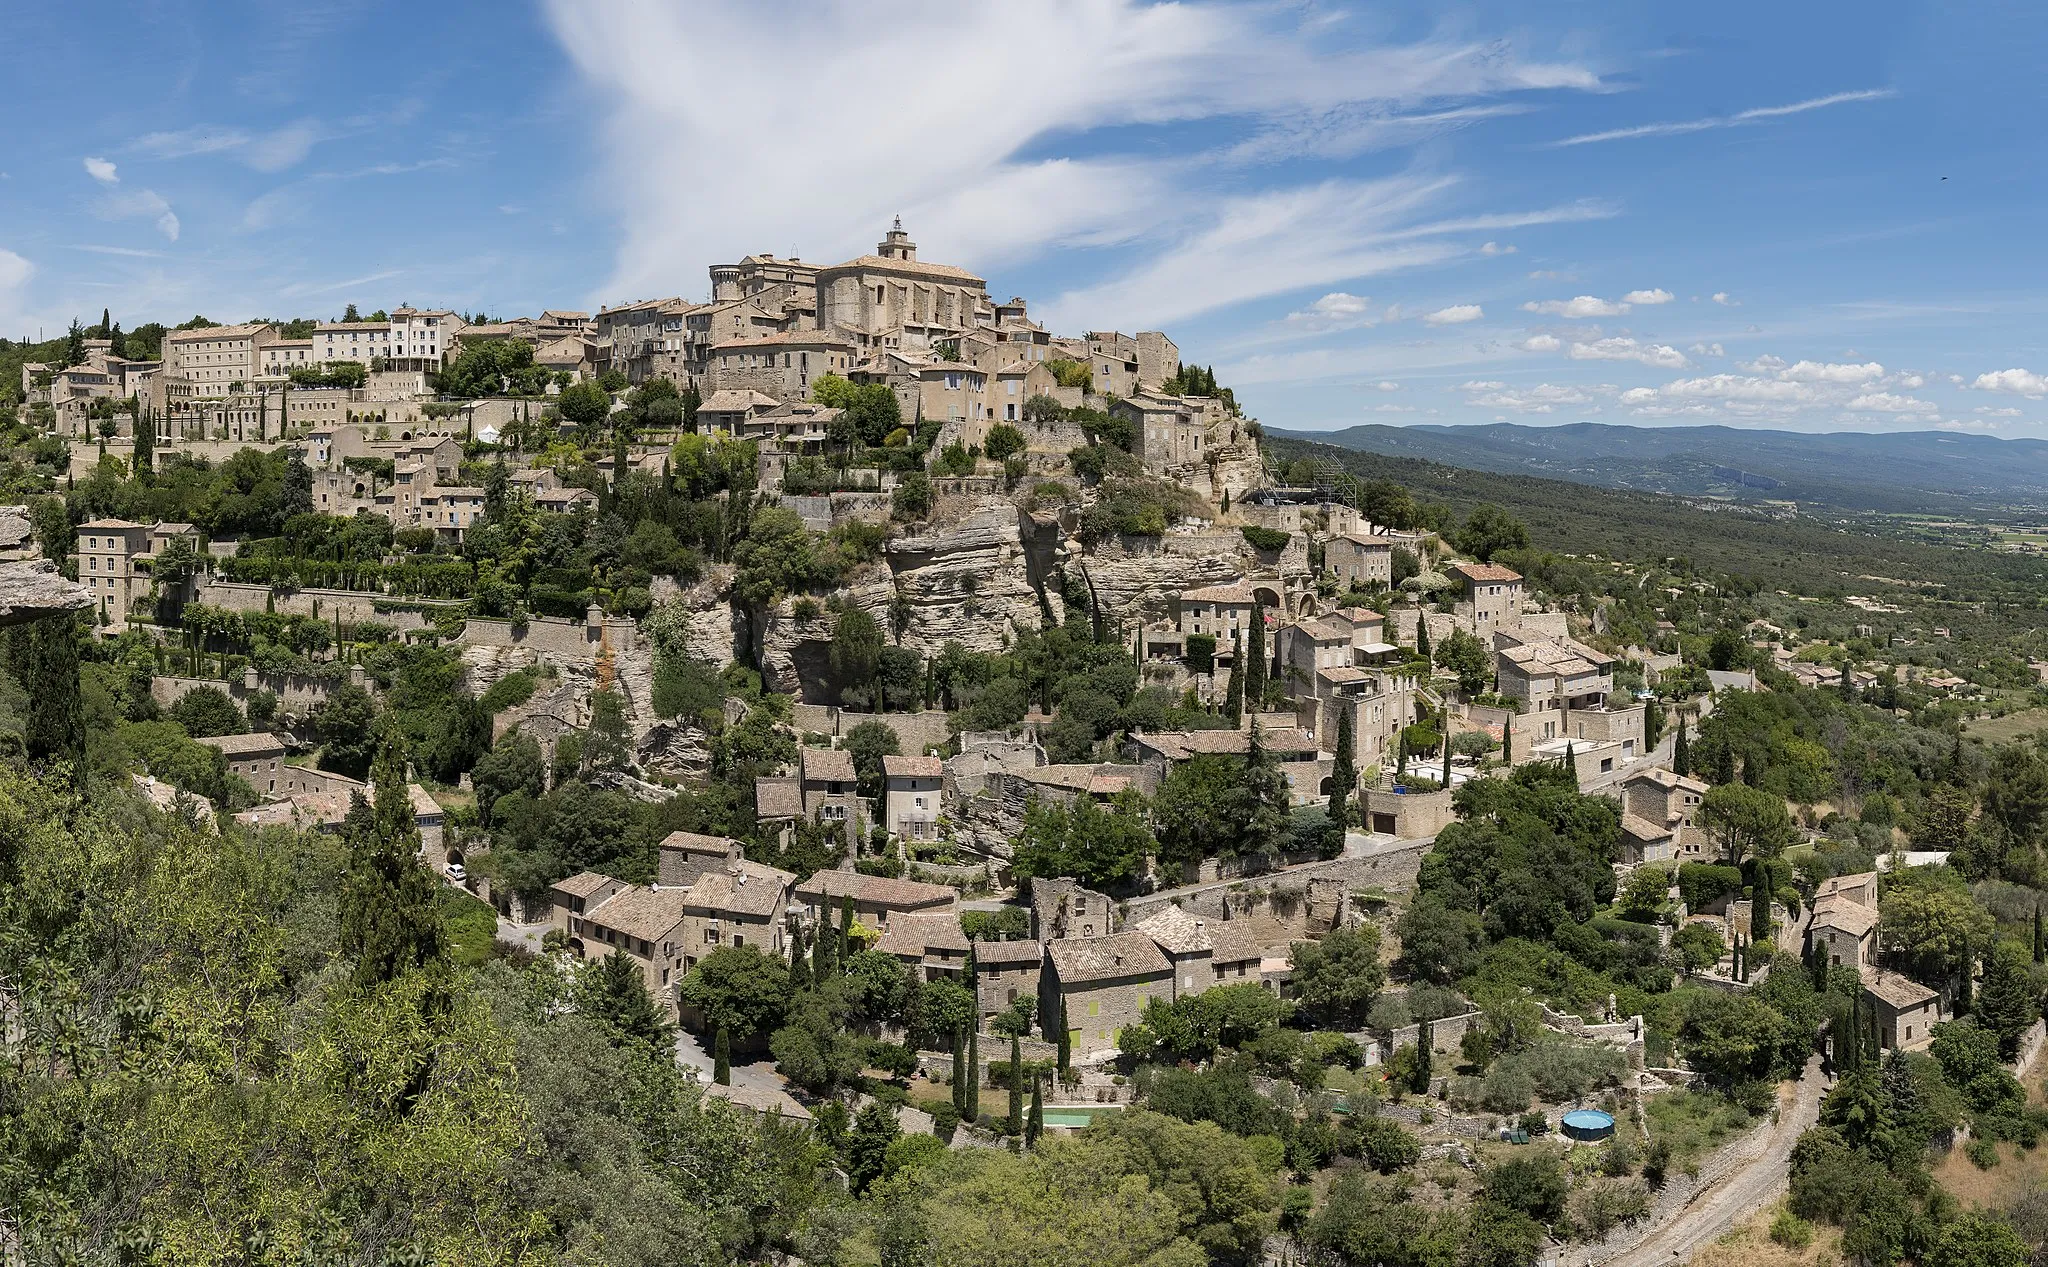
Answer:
xmin=1591 ymin=1056 xmax=1828 ymax=1267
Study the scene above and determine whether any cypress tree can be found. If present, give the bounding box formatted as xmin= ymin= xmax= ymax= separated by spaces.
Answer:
xmin=2034 ymin=905 xmax=2043 ymax=966
xmin=1327 ymin=706 xmax=1356 ymax=835
xmin=839 ymin=892 xmax=856 ymax=961
xmin=813 ymin=916 xmax=837 ymax=979
xmin=967 ymin=1028 xmax=981 ymax=1121
xmin=789 ymin=927 xmax=812 ymax=990
xmin=1714 ymin=741 xmax=1736 ymax=786
xmin=1956 ymin=949 xmax=1974 ymax=1016
xmin=338 ymin=735 xmax=444 ymax=989
xmin=1750 ymin=872 xmax=1771 ymax=943
xmin=1027 ymin=1071 xmax=1044 ymax=1146
xmin=1416 ymin=615 xmax=1431 ymax=663
xmin=1246 ymin=603 xmax=1267 ymax=709
xmin=714 ymin=1027 xmax=731 ymax=1085
xmin=1055 ymin=997 xmax=1071 ymax=1076
xmin=1562 ymin=740 xmax=1578 ymax=790
xmin=1502 ymin=717 xmax=1513 ymax=766
xmin=1008 ymin=1034 xmax=1023 ymax=1134
xmin=134 ymin=405 xmax=154 ymax=477
xmin=1442 ymin=732 xmax=1452 ymax=787
xmin=952 ymin=1031 xmax=967 ymax=1116
xmin=1673 ymin=716 xmax=1690 ymax=776
xmin=1224 ymin=658 xmax=1244 ymax=728
xmin=1413 ymin=1020 xmax=1433 ymax=1094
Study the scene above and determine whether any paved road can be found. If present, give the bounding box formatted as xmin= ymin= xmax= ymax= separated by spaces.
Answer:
xmin=1593 ymin=1056 xmax=1827 ymax=1267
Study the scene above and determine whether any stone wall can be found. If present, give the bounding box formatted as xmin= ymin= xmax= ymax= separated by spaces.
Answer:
xmin=1122 ymin=843 xmax=1431 ymax=942
xmin=152 ymin=666 xmax=364 ymax=715
xmin=194 ymin=578 xmax=446 ymax=631
xmin=461 ymin=613 xmax=639 ymax=660
xmin=790 ymin=705 xmax=954 ymax=754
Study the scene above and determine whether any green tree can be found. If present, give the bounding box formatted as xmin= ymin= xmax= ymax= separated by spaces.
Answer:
xmin=1245 ymin=604 xmax=1268 ymax=707
xmin=1672 ymin=922 xmax=1725 ymax=976
xmin=579 ymin=949 xmax=676 ymax=1052
xmin=829 ymin=605 xmax=884 ymax=704
xmin=679 ymin=944 xmax=792 ymax=1039
xmin=843 ymin=720 xmax=899 ymax=801
xmin=1881 ymin=882 xmax=1994 ymax=991
xmin=1455 ymin=503 xmax=1529 ymax=562
xmin=337 ymin=739 xmax=444 ymax=988
xmin=1011 ymin=787 xmax=1155 ymax=892
xmin=581 ymin=686 xmax=632 ymax=777
xmin=1438 ymin=626 xmax=1490 ymax=695
xmin=1976 ymin=939 xmax=2038 ymax=1060
xmin=847 ymin=1100 xmax=900 ymax=1194
xmin=892 ymin=470 xmax=933 ymax=521
xmin=1326 ymin=705 xmax=1355 ymax=839
xmin=311 ymin=681 xmax=379 ymax=778
xmin=1288 ymin=926 xmax=1384 ymax=1028
xmin=1698 ymin=782 xmax=1795 ymax=866
xmin=556 ymin=380 xmax=613 ymax=430
xmin=1008 ymin=1034 xmax=1023 ymax=1134
xmin=12 ymin=614 xmax=83 ymax=769
xmin=983 ymin=423 xmax=1026 ymax=460
xmin=168 ymin=685 xmax=244 ymax=737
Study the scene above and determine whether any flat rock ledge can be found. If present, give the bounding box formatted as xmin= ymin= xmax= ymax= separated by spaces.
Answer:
xmin=0 ymin=562 xmax=93 ymax=626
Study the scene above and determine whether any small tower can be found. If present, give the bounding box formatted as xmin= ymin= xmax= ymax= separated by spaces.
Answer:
xmin=878 ymin=216 xmax=917 ymax=262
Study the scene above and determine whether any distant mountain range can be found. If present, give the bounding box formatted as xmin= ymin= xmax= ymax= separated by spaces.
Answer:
xmin=1266 ymin=422 xmax=2048 ymax=515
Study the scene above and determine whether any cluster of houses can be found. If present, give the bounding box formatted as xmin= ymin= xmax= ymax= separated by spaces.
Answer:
xmin=550 ymin=832 xmax=1288 ymax=1064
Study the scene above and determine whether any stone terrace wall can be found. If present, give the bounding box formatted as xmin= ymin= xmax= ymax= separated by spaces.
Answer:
xmin=461 ymin=614 xmax=639 ymax=660
xmin=195 ymin=579 xmax=443 ymax=631
xmin=1122 ymin=843 xmax=1431 ymax=942
xmin=152 ymin=666 xmax=367 ymax=714
xmin=791 ymin=705 xmax=953 ymax=753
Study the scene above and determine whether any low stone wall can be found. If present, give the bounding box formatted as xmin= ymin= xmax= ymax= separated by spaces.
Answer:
xmin=152 ymin=666 xmax=365 ymax=714
xmin=195 ymin=579 xmax=447 ymax=631
xmin=1122 ymin=843 xmax=1431 ymax=943
xmin=790 ymin=705 xmax=953 ymax=754
xmin=461 ymin=613 xmax=639 ymax=660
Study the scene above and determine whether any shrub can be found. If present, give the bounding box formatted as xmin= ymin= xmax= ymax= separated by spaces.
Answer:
xmin=1240 ymin=525 xmax=1291 ymax=551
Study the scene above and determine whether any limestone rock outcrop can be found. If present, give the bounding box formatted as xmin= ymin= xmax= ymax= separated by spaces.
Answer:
xmin=0 ymin=562 xmax=91 ymax=625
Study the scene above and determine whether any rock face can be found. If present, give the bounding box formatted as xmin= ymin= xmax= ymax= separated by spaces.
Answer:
xmin=0 ymin=562 xmax=91 ymax=625
xmin=1071 ymin=529 xmax=1259 ymax=628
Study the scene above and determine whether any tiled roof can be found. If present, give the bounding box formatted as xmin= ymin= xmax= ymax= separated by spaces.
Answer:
xmin=1179 ymin=582 xmax=1256 ymax=604
xmin=1134 ymin=906 xmax=1213 ymax=955
xmin=686 ymin=861 xmax=795 ymax=919
xmin=192 ymin=731 xmax=286 ymax=757
xmin=1814 ymin=872 xmax=1878 ymax=905
xmin=802 ymin=747 xmax=856 ymax=783
xmin=1135 ymin=728 xmax=1316 ymax=760
xmin=1046 ymin=932 xmax=1172 ymax=985
xmin=1626 ymin=767 xmax=1709 ymax=794
xmin=883 ymin=754 xmax=943 ymax=778
xmin=166 ymin=322 xmax=274 ymax=341
xmin=710 ymin=331 xmax=853 ymax=351
xmin=1619 ymin=811 xmax=1673 ymax=840
xmin=754 ymin=776 xmax=804 ymax=819
xmin=1861 ymin=966 xmax=1938 ymax=1009
xmin=796 ymin=869 xmax=957 ymax=911
xmin=1453 ymin=561 xmax=1523 ymax=583
xmin=583 ymin=886 xmax=690 ymax=942
xmin=699 ymin=389 xmax=781 ymax=413
xmin=877 ymin=911 xmax=971 ymax=958
xmin=1810 ymin=895 xmax=1878 ymax=938
xmin=662 ymin=830 xmax=741 ymax=856
xmin=818 ymin=253 xmax=986 ymax=284
xmin=973 ymin=937 xmax=1044 ymax=965
xmin=553 ymin=871 xmax=620 ymax=899
xmin=1211 ymin=917 xmax=1277 ymax=964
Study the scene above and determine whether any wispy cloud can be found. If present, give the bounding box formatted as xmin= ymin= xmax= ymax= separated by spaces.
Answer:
xmin=1423 ymin=304 xmax=1483 ymax=325
xmin=278 ymin=268 xmax=405 ymax=298
xmin=66 ymin=244 xmax=167 ymax=258
xmin=131 ymin=117 xmax=351 ymax=173
xmin=86 ymin=154 xmax=180 ymax=243
xmin=1551 ymin=88 xmax=1894 ymax=147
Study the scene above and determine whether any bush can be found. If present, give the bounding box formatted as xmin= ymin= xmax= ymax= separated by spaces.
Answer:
xmin=1240 ymin=525 xmax=1291 ymax=551
xmin=1967 ymin=1135 xmax=2002 ymax=1169
xmin=1676 ymin=862 xmax=1745 ymax=911
xmin=983 ymin=424 xmax=1026 ymax=461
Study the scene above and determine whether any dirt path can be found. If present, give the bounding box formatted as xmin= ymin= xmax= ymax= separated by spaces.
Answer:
xmin=1592 ymin=1056 xmax=1828 ymax=1267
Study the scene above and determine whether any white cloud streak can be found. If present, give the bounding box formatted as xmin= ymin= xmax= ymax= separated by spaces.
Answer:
xmin=1550 ymin=89 xmax=1894 ymax=147
xmin=1523 ymin=294 xmax=1629 ymax=317
xmin=1423 ymin=304 xmax=1483 ymax=325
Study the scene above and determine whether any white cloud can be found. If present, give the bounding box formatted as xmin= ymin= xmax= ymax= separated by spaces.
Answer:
xmin=1774 ymin=359 xmax=1885 ymax=384
xmin=1688 ymin=342 xmax=1724 ymax=357
xmin=1459 ymin=380 xmax=1507 ymax=391
xmin=543 ymin=0 xmax=1608 ymax=323
xmin=1619 ymin=387 xmax=1658 ymax=405
xmin=0 ymin=248 xmax=33 ymax=293
xmin=1973 ymin=368 xmax=2048 ymax=398
xmin=132 ymin=119 xmax=333 ymax=172
xmin=1621 ymin=288 xmax=1673 ymax=305
xmin=83 ymin=157 xmax=118 ymax=185
xmin=1712 ymin=292 xmax=1737 ymax=306
xmin=1423 ymin=303 xmax=1483 ymax=325
xmin=94 ymin=189 xmax=179 ymax=242
xmin=242 ymin=120 xmax=323 ymax=172
xmin=1370 ymin=403 xmax=1417 ymax=413
xmin=1976 ymin=406 xmax=2024 ymax=417
xmin=1657 ymin=374 xmax=1816 ymax=404
xmin=1480 ymin=241 xmax=1515 ymax=255
xmin=1463 ymin=381 xmax=1592 ymax=414
xmin=1550 ymin=88 xmax=1894 ymax=147
xmin=1527 ymin=269 xmax=1569 ymax=280
xmin=1566 ymin=337 xmax=1688 ymax=369
xmin=1372 ymin=380 xmax=1401 ymax=391
xmin=1523 ymin=294 xmax=1629 ymax=317
xmin=1287 ymin=290 xmax=1374 ymax=331
xmin=1515 ymin=334 xmax=1562 ymax=353
xmin=1846 ymin=391 xmax=1934 ymax=413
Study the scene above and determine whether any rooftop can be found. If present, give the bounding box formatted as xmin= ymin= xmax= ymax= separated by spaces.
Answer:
xmin=796 ymin=868 xmax=957 ymax=911
xmin=973 ymin=937 xmax=1044 ymax=965
xmin=818 ymin=253 xmax=986 ymax=284
xmin=583 ymin=885 xmax=691 ymax=942
xmin=802 ymin=747 xmax=857 ymax=783
xmin=1861 ymin=965 xmax=1939 ymax=1010
xmin=685 ymin=860 xmax=796 ymax=919
xmin=1453 ymin=561 xmax=1523 ymax=584
xmin=1810 ymin=895 xmax=1878 ymax=938
xmin=192 ymin=731 xmax=286 ymax=757
xmin=883 ymin=754 xmax=943 ymax=778
xmin=552 ymin=871 xmax=621 ymax=899
xmin=1046 ymin=932 xmax=1172 ymax=984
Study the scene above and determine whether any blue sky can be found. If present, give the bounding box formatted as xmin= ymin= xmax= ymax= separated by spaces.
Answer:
xmin=6 ymin=1 xmax=2048 ymax=436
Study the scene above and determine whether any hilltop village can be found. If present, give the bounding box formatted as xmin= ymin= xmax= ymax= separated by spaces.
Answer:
xmin=6 ymin=223 xmax=2048 ymax=1266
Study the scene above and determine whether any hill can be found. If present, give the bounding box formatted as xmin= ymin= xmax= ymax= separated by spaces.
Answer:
xmin=1268 ymin=421 xmax=2048 ymax=515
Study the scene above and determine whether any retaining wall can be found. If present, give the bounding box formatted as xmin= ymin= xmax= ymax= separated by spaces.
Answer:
xmin=195 ymin=579 xmax=444 ymax=631
xmin=461 ymin=614 xmax=639 ymax=659
xmin=790 ymin=705 xmax=953 ymax=754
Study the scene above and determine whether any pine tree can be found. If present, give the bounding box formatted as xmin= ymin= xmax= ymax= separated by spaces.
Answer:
xmin=1673 ymin=716 xmax=1690 ymax=776
xmin=1956 ymin=948 xmax=1974 ymax=1016
xmin=63 ymin=319 xmax=85 ymax=367
xmin=1978 ymin=943 xmax=2037 ymax=1060
xmin=1327 ymin=706 xmax=1356 ymax=835
xmin=714 ymin=1027 xmax=732 ymax=1084
xmin=1027 ymin=1071 xmax=1044 ymax=1146
xmin=338 ymin=736 xmax=445 ymax=989
xmin=98 ymin=307 xmax=111 ymax=338
xmin=584 ymin=949 xmax=674 ymax=1050
xmin=134 ymin=405 xmax=154 ymax=477
xmin=1224 ymin=657 xmax=1244 ymax=728
xmin=1246 ymin=604 xmax=1267 ymax=709
xmin=1008 ymin=1034 xmax=1024 ymax=1135
xmin=11 ymin=613 xmax=83 ymax=773
xmin=1713 ymin=740 xmax=1735 ymax=786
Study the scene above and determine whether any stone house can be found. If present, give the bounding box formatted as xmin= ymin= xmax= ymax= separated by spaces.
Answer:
xmin=1815 ymin=872 xmax=1880 ymax=909
xmin=1125 ymin=726 xmax=1325 ymax=806
xmin=876 ymin=911 xmax=972 ymax=983
xmin=1494 ymin=632 xmax=1637 ymax=749
xmin=1326 ymin=531 xmax=1395 ymax=590
xmin=799 ymin=746 xmax=866 ymax=837
xmin=973 ymin=937 xmax=1046 ymax=1022
xmin=563 ymin=884 xmax=693 ymax=1010
xmin=76 ymin=519 xmax=200 ymax=623
xmin=815 ymin=220 xmax=989 ymax=354
xmin=161 ymin=322 xmax=280 ymax=414
xmin=883 ymin=754 xmax=945 ymax=841
xmin=794 ymin=869 xmax=957 ymax=933
xmin=1176 ymin=581 xmax=1270 ymax=664
xmin=1026 ymin=876 xmax=1121 ymax=941
xmin=1861 ymin=966 xmax=1943 ymax=1051
xmin=1041 ymin=932 xmax=1174 ymax=1058
xmin=705 ymin=331 xmax=855 ymax=403
xmin=697 ymin=388 xmax=782 ymax=437
xmin=1617 ymin=767 xmax=1708 ymax=858
xmin=1132 ymin=906 xmax=1268 ymax=1000
xmin=1452 ymin=561 xmax=1523 ymax=634
xmin=1809 ymin=897 xmax=1879 ymax=970
xmin=192 ymin=732 xmax=287 ymax=789
xmin=549 ymin=871 xmax=627 ymax=934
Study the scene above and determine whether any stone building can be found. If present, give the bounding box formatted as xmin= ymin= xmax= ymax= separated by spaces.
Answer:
xmin=548 ymin=871 xmax=627 ymax=934
xmin=882 ymin=754 xmax=944 ymax=841
xmin=1326 ymin=531 xmax=1394 ymax=589
xmin=815 ymin=219 xmax=989 ymax=354
xmin=973 ymin=937 xmax=1046 ymax=1022
xmin=1131 ymin=906 xmax=1267 ymax=1000
xmin=76 ymin=519 xmax=199 ymax=623
xmin=798 ymin=746 xmax=866 ymax=837
xmin=794 ymin=869 xmax=957 ymax=932
xmin=1026 ymin=876 xmax=1121 ymax=941
xmin=313 ymin=321 xmax=397 ymax=367
xmin=161 ymin=322 xmax=279 ymax=416
xmin=1861 ymin=966 xmax=1942 ymax=1051
xmin=705 ymin=331 xmax=855 ymax=402
xmin=1452 ymin=561 xmax=1524 ymax=634
xmin=1041 ymin=932 xmax=1174 ymax=1058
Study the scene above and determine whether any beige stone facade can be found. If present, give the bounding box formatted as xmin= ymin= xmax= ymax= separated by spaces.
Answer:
xmin=1043 ymin=932 xmax=1173 ymax=1057
xmin=705 ymin=331 xmax=855 ymax=402
xmin=815 ymin=220 xmax=989 ymax=353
